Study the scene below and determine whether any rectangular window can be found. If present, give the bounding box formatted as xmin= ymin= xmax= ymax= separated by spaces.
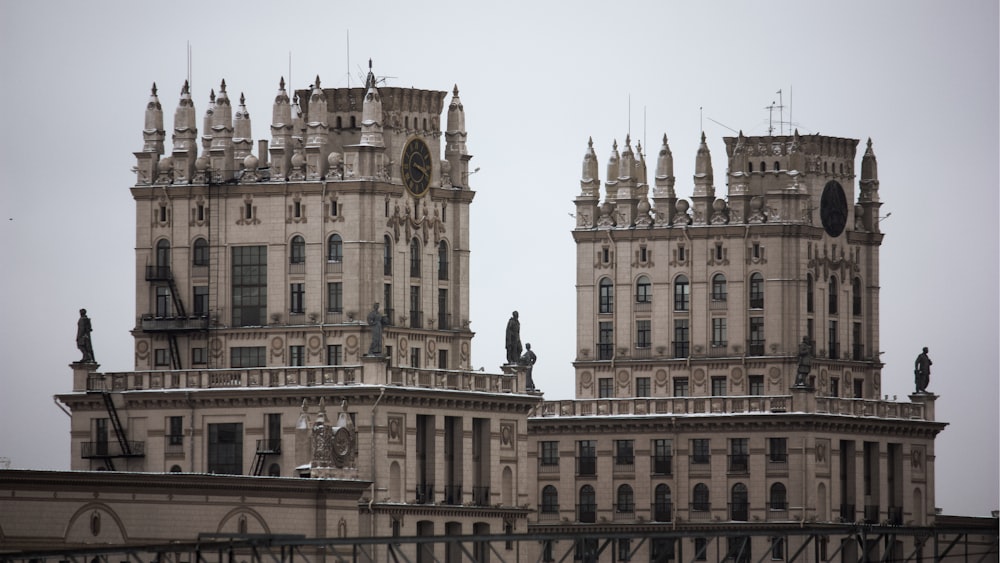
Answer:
xmin=290 ymin=283 xmax=305 ymax=314
xmin=207 ymin=422 xmax=243 ymax=475
xmin=771 ymin=537 xmax=784 ymax=560
xmin=712 ymin=317 xmax=727 ymax=347
xmin=674 ymin=279 xmax=690 ymax=311
xmin=193 ymin=286 xmax=209 ymax=316
xmin=711 ymin=376 xmax=727 ymax=397
xmin=692 ymin=438 xmax=710 ymax=464
xmin=266 ymin=413 xmax=281 ymax=452
xmin=156 ymin=286 xmax=171 ymax=317
xmin=540 ymin=441 xmax=559 ymax=466
xmin=694 ymin=538 xmax=708 ymax=561
xmin=289 ymin=345 xmax=305 ymax=366
xmin=830 ymin=377 xmax=839 ymax=397
xmin=749 ymin=317 xmax=765 ymax=355
xmin=853 ymin=322 xmax=863 ymax=361
xmin=327 ymin=282 xmax=343 ymax=313
xmin=673 ymin=377 xmax=689 ymax=397
xmin=230 ymin=346 xmax=266 ymax=368
xmin=598 ymin=377 xmax=613 ymax=398
xmin=437 ymin=349 xmax=448 ymax=370
xmin=191 ymin=347 xmax=207 ymax=365
xmin=383 ymin=283 xmax=393 ymax=322
xmin=438 ymin=288 xmax=448 ymax=329
xmin=409 ymin=285 xmax=421 ymax=329
xmin=618 ymin=538 xmax=632 ymax=561
xmin=730 ymin=438 xmax=749 ymax=472
xmin=853 ymin=378 xmax=864 ymax=399
xmin=673 ymin=319 xmax=689 ymax=358
xmin=752 ymin=242 xmax=761 ymax=259
xmin=677 ymin=245 xmax=686 ymax=262
xmin=154 ymin=348 xmax=169 ymax=366
xmin=232 ymin=246 xmax=267 ymax=327
xmin=715 ymin=243 xmax=723 ymax=261
xmin=829 ymin=320 xmax=839 ymax=359
xmin=636 ymin=320 xmax=651 ymax=349
xmin=653 ymin=439 xmax=672 ymax=475
xmin=769 ymin=437 xmax=788 ymax=463
xmin=749 ymin=375 xmax=764 ymax=395
xmin=410 ymin=346 xmax=421 ymax=368
xmin=577 ymin=440 xmax=597 ymax=475
xmin=636 ymin=377 xmax=651 ymax=397
xmin=168 ymin=416 xmax=183 ymax=445
xmin=598 ymin=321 xmax=614 ymax=360
xmin=327 ymin=344 xmax=342 ymax=365
xmin=615 ymin=440 xmax=634 ymax=465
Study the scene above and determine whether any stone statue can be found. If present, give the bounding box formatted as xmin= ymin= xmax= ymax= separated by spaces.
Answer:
xmin=519 ymin=342 xmax=537 ymax=391
xmin=366 ymin=303 xmax=388 ymax=356
xmin=794 ymin=336 xmax=812 ymax=387
xmin=505 ymin=311 xmax=522 ymax=364
xmin=914 ymin=347 xmax=932 ymax=393
xmin=76 ymin=308 xmax=96 ymax=363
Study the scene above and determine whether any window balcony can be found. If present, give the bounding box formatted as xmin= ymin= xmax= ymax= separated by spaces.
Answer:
xmin=672 ymin=341 xmax=690 ymax=358
xmin=747 ymin=340 xmax=765 ymax=356
xmin=577 ymin=504 xmax=597 ymax=523
xmin=81 ymin=441 xmax=145 ymax=458
xmin=710 ymin=297 xmax=728 ymax=310
xmin=689 ymin=502 xmax=712 ymax=519
xmin=145 ymin=265 xmax=172 ymax=281
xmin=749 ymin=296 xmax=764 ymax=309
xmin=613 ymin=504 xmax=635 ymax=521
xmin=443 ymin=484 xmax=463 ymax=505
xmin=538 ymin=460 xmax=560 ymax=474
xmin=538 ymin=505 xmax=560 ymax=522
xmin=652 ymin=501 xmax=673 ymax=522
xmin=577 ymin=456 xmax=597 ymax=476
xmin=652 ymin=455 xmax=673 ymax=476
xmin=288 ymin=262 xmax=306 ymax=275
xmin=633 ymin=346 xmax=651 ymax=359
xmin=727 ymin=454 xmax=749 ymax=474
xmin=409 ymin=311 xmax=423 ymax=329
xmin=256 ymin=438 xmax=281 ymax=455
xmin=438 ymin=313 xmax=452 ymax=330
xmin=709 ymin=342 xmax=729 ymax=357
xmin=472 ymin=485 xmax=490 ymax=506
xmin=864 ymin=504 xmax=880 ymax=524
xmin=634 ymin=301 xmax=652 ymax=313
xmin=140 ymin=314 xmax=209 ymax=332
xmin=613 ymin=459 xmax=635 ymax=475
xmin=729 ymin=502 xmax=749 ymax=521
xmin=597 ymin=343 xmax=614 ymax=360
xmin=840 ymin=503 xmax=856 ymax=522
xmin=887 ymin=506 xmax=903 ymax=525
xmin=415 ymin=482 xmax=435 ymax=504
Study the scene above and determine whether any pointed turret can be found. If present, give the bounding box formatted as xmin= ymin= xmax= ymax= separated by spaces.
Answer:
xmin=142 ymin=83 xmax=165 ymax=155
xmin=691 ymin=132 xmax=715 ymax=224
xmin=580 ymin=137 xmax=600 ymax=196
xmin=651 ymin=134 xmax=677 ymax=225
xmin=269 ymin=77 xmax=293 ymax=180
xmin=232 ymin=92 xmax=253 ymax=163
xmin=858 ymin=138 xmax=882 ymax=232
xmin=304 ymin=75 xmax=330 ymax=179
xmin=201 ymin=88 xmax=216 ymax=153
xmin=170 ymin=80 xmax=198 ymax=183
xmin=619 ymin=134 xmax=636 ymax=184
xmin=209 ymin=80 xmax=235 ymax=181
xmin=604 ymin=140 xmax=620 ymax=201
xmin=359 ymin=63 xmax=385 ymax=148
xmin=445 ymin=84 xmax=472 ymax=186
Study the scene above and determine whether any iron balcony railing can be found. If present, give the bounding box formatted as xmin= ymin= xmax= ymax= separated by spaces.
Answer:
xmin=472 ymin=485 xmax=490 ymax=506
xmin=730 ymin=502 xmax=749 ymax=521
xmin=728 ymin=454 xmax=749 ymax=474
xmin=415 ymin=483 xmax=434 ymax=504
xmin=443 ymin=485 xmax=463 ymax=505
xmin=255 ymin=438 xmax=281 ymax=454
xmin=652 ymin=455 xmax=673 ymax=475
xmin=577 ymin=456 xmax=597 ymax=476
xmin=747 ymin=340 xmax=766 ymax=356
xmin=577 ymin=504 xmax=597 ymax=523
xmin=652 ymin=501 xmax=673 ymax=522
xmin=81 ymin=441 xmax=145 ymax=458
xmin=145 ymin=265 xmax=172 ymax=281
xmin=141 ymin=314 xmax=209 ymax=332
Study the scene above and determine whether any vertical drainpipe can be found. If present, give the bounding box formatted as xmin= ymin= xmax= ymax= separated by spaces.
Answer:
xmin=369 ymin=387 xmax=387 ymax=559
xmin=187 ymin=391 xmax=195 ymax=471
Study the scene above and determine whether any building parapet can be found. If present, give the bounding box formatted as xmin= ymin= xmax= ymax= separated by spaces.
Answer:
xmin=530 ymin=394 xmax=930 ymax=422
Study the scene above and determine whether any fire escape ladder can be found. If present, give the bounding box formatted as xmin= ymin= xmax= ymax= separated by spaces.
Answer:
xmin=166 ymin=275 xmax=188 ymax=318
xmin=250 ymin=452 xmax=266 ymax=476
xmin=101 ymin=392 xmax=132 ymax=457
xmin=168 ymin=333 xmax=182 ymax=370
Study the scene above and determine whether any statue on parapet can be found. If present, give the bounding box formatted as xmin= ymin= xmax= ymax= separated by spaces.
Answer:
xmin=76 ymin=309 xmax=96 ymax=363
xmin=505 ymin=311 xmax=522 ymax=364
xmin=794 ymin=336 xmax=812 ymax=387
xmin=914 ymin=347 xmax=932 ymax=393
xmin=366 ymin=303 xmax=388 ymax=356
xmin=519 ymin=342 xmax=537 ymax=391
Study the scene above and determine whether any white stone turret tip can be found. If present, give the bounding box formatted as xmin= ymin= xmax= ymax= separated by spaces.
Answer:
xmin=588 ymin=136 xmax=594 ymax=148
xmin=279 ymin=76 xmax=285 ymax=90
xmin=181 ymin=80 xmax=190 ymax=95
xmin=453 ymin=84 xmax=459 ymax=96
xmin=151 ymin=82 xmax=158 ymax=96
xmin=209 ymin=89 xmax=216 ymax=103
xmin=314 ymin=75 xmax=322 ymax=90
xmin=220 ymin=79 xmax=227 ymax=93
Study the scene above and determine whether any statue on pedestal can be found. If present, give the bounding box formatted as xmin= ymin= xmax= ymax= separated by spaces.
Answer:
xmin=914 ymin=347 xmax=932 ymax=393
xmin=76 ymin=309 xmax=96 ymax=363
xmin=794 ymin=336 xmax=812 ymax=387
xmin=366 ymin=303 xmax=388 ymax=356
xmin=505 ymin=311 xmax=521 ymax=364
xmin=519 ymin=342 xmax=538 ymax=391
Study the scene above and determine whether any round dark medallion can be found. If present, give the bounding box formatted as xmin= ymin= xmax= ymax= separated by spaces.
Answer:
xmin=820 ymin=181 xmax=848 ymax=237
xmin=401 ymin=138 xmax=432 ymax=197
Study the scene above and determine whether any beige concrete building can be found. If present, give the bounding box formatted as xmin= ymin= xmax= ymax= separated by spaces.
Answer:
xmin=2 ymin=66 xmax=992 ymax=562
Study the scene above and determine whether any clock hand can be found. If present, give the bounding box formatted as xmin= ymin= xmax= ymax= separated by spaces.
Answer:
xmin=414 ymin=163 xmax=429 ymax=175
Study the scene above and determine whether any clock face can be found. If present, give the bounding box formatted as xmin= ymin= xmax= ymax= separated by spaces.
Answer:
xmin=401 ymin=138 xmax=432 ymax=197
xmin=820 ymin=180 xmax=848 ymax=237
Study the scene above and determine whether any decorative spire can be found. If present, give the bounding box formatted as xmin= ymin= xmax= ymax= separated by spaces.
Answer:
xmin=581 ymin=136 xmax=599 ymax=185
xmin=359 ymin=62 xmax=384 ymax=147
xmin=606 ymin=139 xmax=620 ymax=185
xmin=233 ymin=92 xmax=253 ymax=160
xmin=142 ymin=82 xmax=165 ymax=155
xmin=619 ymin=134 xmax=635 ymax=181
xmin=693 ymin=131 xmax=715 ymax=198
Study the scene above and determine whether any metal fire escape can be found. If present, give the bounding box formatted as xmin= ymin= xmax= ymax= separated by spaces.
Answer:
xmin=142 ymin=264 xmax=208 ymax=369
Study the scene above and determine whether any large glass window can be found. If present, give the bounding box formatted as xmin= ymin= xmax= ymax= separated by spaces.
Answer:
xmin=577 ymin=440 xmax=597 ymax=476
xmin=156 ymin=286 xmax=171 ymax=317
xmin=232 ymin=246 xmax=267 ymax=326
xmin=616 ymin=484 xmax=635 ymax=513
xmin=231 ymin=346 xmax=265 ymax=368
xmin=731 ymin=483 xmax=749 ymax=521
xmin=193 ymin=285 xmax=208 ymax=316
xmin=327 ymin=282 xmax=343 ymax=313
xmin=749 ymin=317 xmax=765 ymax=355
xmin=749 ymin=273 xmax=764 ymax=309
xmin=635 ymin=275 xmax=651 ymax=303
xmin=289 ymin=345 xmax=305 ymax=366
xmin=711 ymin=274 xmax=727 ymax=301
xmin=541 ymin=485 xmax=559 ymax=513
xmin=578 ymin=485 xmax=597 ymax=523
xmin=636 ymin=377 xmax=650 ymax=397
xmin=599 ymin=277 xmax=614 ymax=313
xmin=615 ymin=440 xmax=634 ymax=465
xmin=598 ymin=377 xmax=613 ymax=398
xmin=692 ymin=483 xmax=710 ymax=511
xmin=207 ymin=423 xmax=243 ymax=475
xmin=692 ymin=439 xmax=710 ymax=464
xmin=770 ymin=483 xmax=788 ymax=510
xmin=290 ymin=283 xmax=304 ymax=314
xmin=853 ymin=277 xmax=862 ymax=316
xmin=327 ymin=234 xmax=343 ymax=262
xmin=674 ymin=275 xmax=690 ymax=311
xmin=729 ymin=438 xmax=748 ymax=472
xmin=712 ymin=376 xmax=727 ymax=397
xmin=673 ymin=377 xmax=689 ymax=397
xmin=540 ymin=441 xmax=559 ymax=466
xmin=654 ymin=484 xmax=672 ymax=521
xmin=829 ymin=275 xmax=839 ymax=315
xmin=290 ymin=235 xmax=305 ymax=264
xmin=327 ymin=344 xmax=342 ymax=365
xmin=409 ymin=285 xmax=421 ymax=328
xmin=653 ymin=439 xmax=672 ymax=475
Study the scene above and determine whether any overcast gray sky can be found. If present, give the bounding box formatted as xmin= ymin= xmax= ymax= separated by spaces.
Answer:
xmin=1 ymin=0 xmax=996 ymax=516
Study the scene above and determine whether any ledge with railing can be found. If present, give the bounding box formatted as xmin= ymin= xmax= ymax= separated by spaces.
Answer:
xmin=532 ymin=394 xmax=933 ymax=422
xmin=81 ymin=441 xmax=145 ymax=458
xmin=82 ymin=364 xmax=526 ymax=395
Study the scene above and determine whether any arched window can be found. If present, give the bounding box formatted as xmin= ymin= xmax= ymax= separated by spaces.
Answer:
xmin=654 ymin=484 xmax=672 ymax=522
xmin=327 ymin=234 xmax=343 ymax=262
xmin=692 ymin=483 xmax=710 ymax=511
xmin=773 ymin=161 xmax=780 ymax=171
xmin=383 ymin=235 xmax=393 ymax=276
xmin=760 ymin=161 xmax=766 ymax=172
xmin=806 ymin=274 xmax=815 ymax=313
xmin=852 ymin=277 xmax=862 ymax=316
xmin=579 ymin=485 xmax=597 ymax=523
xmin=674 ymin=275 xmax=690 ymax=311
xmin=290 ymin=235 xmax=305 ymax=264
xmin=541 ymin=485 xmax=559 ymax=513
xmin=769 ymin=483 xmax=787 ymax=510
xmin=711 ymin=274 xmax=727 ymax=301
xmin=749 ymin=273 xmax=764 ymax=308
xmin=169 ymin=464 xmax=182 ymax=473
xmin=748 ymin=162 xmax=754 ymax=173
xmin=829 ymin=275 xmax=838 ymax=315
xmin=616 ymin=484 xmax=634 ymax=513
xmin=635 ymin=275 xmax=651 ymax=304
xmin=410 ymin=238 xmax=421 ymax=277
xmin=268 ymin=463 xmax=280 ymax=477
xmin=731 ymin=483 xmax=749 ymax=521
xmin=156 ymin=239 xmax=171 ymax=268
xmin=192 ymin=238 xmax=209 ymax=267
xmin=438 ymin=241 xmax=449 ymax=281
xmin=599 ymin=278 xmax=614 ymax=314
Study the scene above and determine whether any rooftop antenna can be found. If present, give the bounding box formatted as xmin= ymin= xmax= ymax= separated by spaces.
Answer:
xmin=700 ymin=106 xmax=703 ymax=132
xmin=628 ymin=93 xmax=631 ymax=139
xmin=777 ymin=89 xmax=784 ymax=135
xmin=346 ymin=29 xmax=350 ymax=88
xmin=288 ymin=51 xmax=292 ymax=94
xmin=186 ymin=41 xmax=192 ymax=91
xmin=705 ymin=116 xmax=738 ymax=134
